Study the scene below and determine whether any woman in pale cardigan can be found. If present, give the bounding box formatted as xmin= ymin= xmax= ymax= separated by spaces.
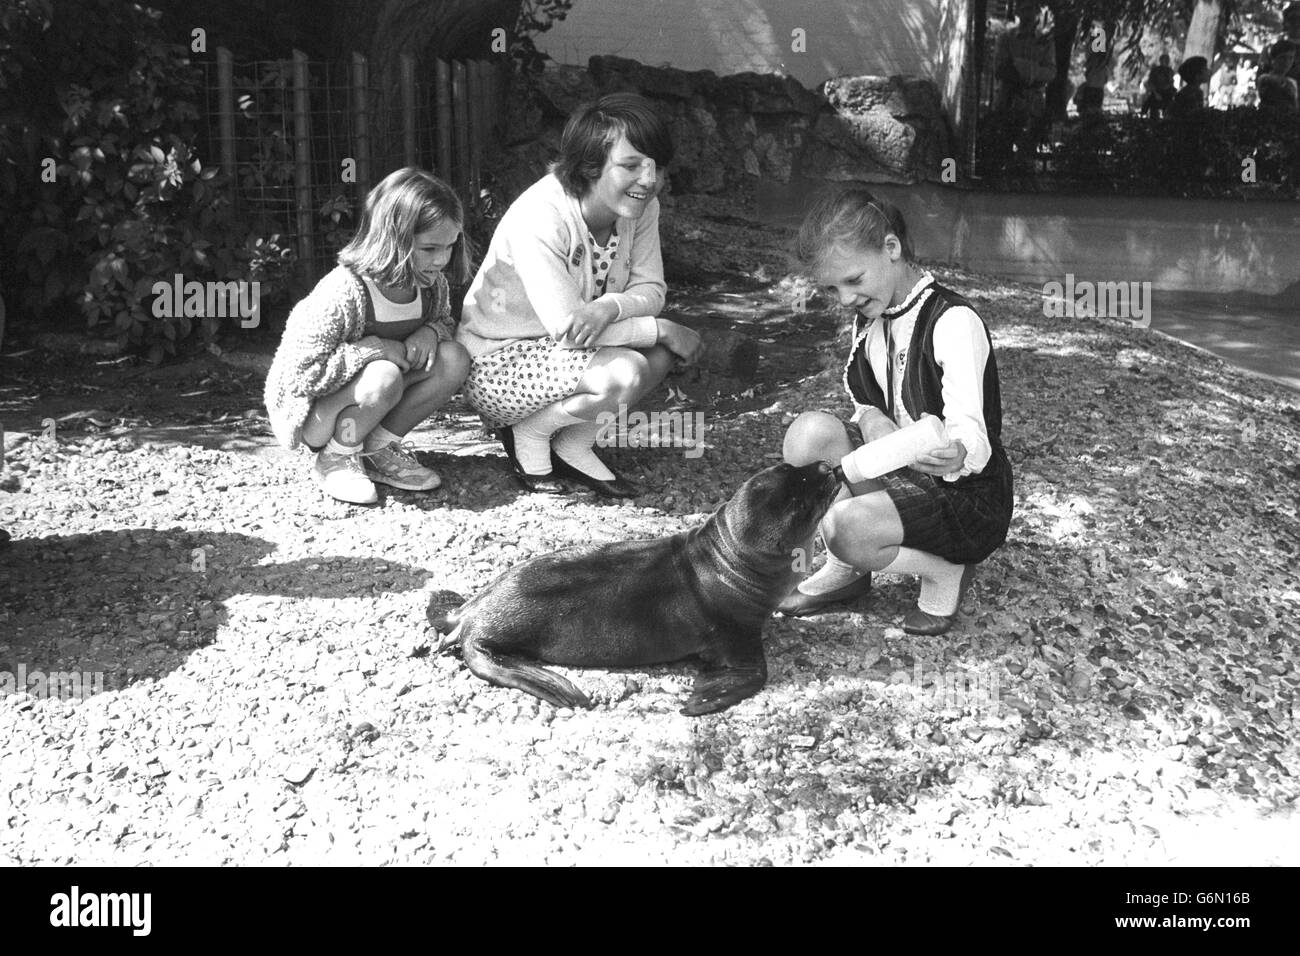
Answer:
xmin=457 ymin=93 xmax=702 ymax=498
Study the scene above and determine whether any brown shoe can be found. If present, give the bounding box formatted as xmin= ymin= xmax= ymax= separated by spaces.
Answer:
xmin=776 ymin=573 xmax=873 ymax=617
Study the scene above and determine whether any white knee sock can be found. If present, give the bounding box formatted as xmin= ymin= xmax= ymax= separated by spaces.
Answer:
xmin=796 ymin=552 xmax=866 ymax=595
xmin=325 ymin=437 xmax=362 ymax=456
xmin=513 ymin=403 xmax=582 ymax=475
xmin=881 ymin=547 xmax=965 ymax=615
xmin=552 ymin=420 xmax=615 ymax=481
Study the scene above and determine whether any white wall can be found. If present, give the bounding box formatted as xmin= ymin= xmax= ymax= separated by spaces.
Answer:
xmin=536 ymin=0 xmax=945 ymax=89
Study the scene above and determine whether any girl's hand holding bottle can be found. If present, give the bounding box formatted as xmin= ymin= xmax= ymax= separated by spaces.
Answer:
xmin=911 ymin=438 xmax=967 ymax=477
xmin=837 ymin=414 xmax=965 ymax=483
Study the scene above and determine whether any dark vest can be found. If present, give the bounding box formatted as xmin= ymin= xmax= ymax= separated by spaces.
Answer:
xmin=844 ymin=281 xmax=1009 ymax=485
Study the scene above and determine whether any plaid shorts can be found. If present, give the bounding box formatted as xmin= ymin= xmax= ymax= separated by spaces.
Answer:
xmin=843 ymin=418 xmax=1013 ymax=565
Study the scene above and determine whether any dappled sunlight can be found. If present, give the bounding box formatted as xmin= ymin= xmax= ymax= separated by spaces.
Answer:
xmin=699 ymin=0 xmax=778 ymax=74
xmin=1019 ymin=489 xmax=1098 ymax=544
xmin=539 ymin=0 xmax=941 ymax=85
xmin=834 ymin=0 xmax=937 ymax=77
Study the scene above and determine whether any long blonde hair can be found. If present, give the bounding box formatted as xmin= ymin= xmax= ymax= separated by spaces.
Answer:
xmin=338 ymin=167 xmax=474 ymax=287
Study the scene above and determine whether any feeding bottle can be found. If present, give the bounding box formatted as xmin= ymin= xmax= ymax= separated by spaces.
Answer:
xmin=834 ymin=415 xmax=948 ymax=484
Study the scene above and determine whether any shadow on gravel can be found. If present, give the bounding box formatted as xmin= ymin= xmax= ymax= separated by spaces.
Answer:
xmin=0 ymin=528 xmax=428 ymax=688
xmin=396 ymin=453 xmax=534 ymax=512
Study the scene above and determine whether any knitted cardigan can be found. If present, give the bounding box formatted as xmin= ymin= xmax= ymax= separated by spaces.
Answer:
xmin=264 ymin=265 xmax=453 ymax=450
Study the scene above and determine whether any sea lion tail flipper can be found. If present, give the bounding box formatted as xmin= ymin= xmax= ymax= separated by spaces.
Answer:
xmin=426 ymin=589 xmax=467 ymax=634
xmin=462 ymin=639 xmax=593 ymax=710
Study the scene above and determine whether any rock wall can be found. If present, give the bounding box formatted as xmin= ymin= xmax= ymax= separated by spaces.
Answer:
xmin=493 ymin=55 xmax=954 ymax=203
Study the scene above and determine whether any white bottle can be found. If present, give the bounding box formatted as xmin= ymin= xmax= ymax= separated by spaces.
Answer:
xmin=837 ymin=415 xmax=948 ymax=484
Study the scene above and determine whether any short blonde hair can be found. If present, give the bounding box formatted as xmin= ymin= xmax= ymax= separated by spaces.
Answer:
xmin=796 ymin=186 xmax=915 ymax=272
xmin=338 ymin=167 xmax=473 ymax=287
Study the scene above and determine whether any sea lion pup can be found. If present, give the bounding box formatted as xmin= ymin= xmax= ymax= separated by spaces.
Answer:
xmin=427 ymin=460 xmax=840 ymax=715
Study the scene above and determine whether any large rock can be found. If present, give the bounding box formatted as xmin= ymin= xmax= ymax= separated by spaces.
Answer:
xmin=813 ymin=75 xmax=954 ymax=182
xmin=532 ymin=65 xmax=601 ymax=119
xmin=588 ymin=56 xmax=720 ymax=105
xmin=725 ymin=70 xmax=824 ymax=116
xmin=498 ymin=58 xmax=955 ymax=201
xmin=803 ymin=113 xmax=915 ymax=182
xmin=667 ymin=104 xmax=727 ymax=193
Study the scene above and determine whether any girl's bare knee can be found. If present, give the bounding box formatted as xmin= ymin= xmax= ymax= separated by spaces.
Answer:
xmin=436 ymin=341 xmax=471 ymax=385
xmin=823 ymin=498 xmax=882 ymax=561
xmin=355 ymin=360 xmax=405 ymax=407
xmin=598 ymin=351 xmax=648 ymax=404
xmin=642 ymin=344 xmax=674 ymax=381
xmin=783 ymin=410 xmax=846 ymax=465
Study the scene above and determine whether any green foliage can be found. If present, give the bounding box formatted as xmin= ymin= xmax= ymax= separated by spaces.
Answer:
xmin=0 ymin=0 xmax=295 ymax=361
xmin=511 ymin=0 xmax=573 ymax=75
xmin=1046 ymin=108 xmax=1300 ymax=196
xmin=1048 ymin=1 xmax=1284 ymax=65
xmin=977 ymin=104 xmax=1300 ymax=196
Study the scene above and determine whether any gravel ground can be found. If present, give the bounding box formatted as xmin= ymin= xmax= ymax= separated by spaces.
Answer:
xmin=2 ymin=208 xmax=1298 ymax=866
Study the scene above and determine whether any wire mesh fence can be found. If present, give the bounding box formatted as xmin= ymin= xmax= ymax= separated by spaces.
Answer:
xmin=198 ymin=48 xmax=505 ymax=287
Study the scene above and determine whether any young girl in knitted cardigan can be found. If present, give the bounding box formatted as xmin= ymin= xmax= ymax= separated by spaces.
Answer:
xmin=778 ymin=188 xmax=1014 ymax=636
xmin=265 ymin=168 xmax=472 ymax=504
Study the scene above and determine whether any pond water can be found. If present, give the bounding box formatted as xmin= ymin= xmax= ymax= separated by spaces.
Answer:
xmin=756 ymin=180 xmax=1300 ymax=392
xmin=1150 ymin=291 xmax=1300 ymax=392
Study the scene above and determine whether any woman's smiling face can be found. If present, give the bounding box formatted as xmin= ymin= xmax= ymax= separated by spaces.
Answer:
xmin=584 ymin=133 xmax=663 ymax=223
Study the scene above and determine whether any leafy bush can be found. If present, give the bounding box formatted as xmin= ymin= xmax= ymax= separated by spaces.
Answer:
xmin=511 ymin=0 xmax=574 ymax=75
xmin=0 ymin=0 xmax=295 ymax=360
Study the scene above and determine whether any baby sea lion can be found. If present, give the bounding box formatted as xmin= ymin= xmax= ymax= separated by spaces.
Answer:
xmin=427 ymin=460 xmax=840 ymax=715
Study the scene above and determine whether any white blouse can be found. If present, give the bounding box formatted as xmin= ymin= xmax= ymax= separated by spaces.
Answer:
xmin=847 ymin=272 xmax=993 ymax=481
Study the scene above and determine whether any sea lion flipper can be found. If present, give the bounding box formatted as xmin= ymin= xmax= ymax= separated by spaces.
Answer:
xmin=462 ymin=637 xmax=593 ymax=710
xmin=681 ymin=645 xmax=767 ymax=717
